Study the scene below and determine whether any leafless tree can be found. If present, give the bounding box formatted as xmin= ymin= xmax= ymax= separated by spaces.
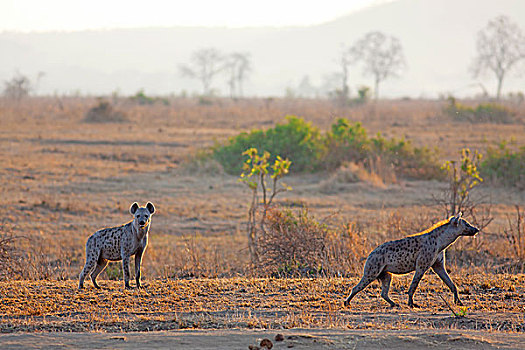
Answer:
xmin=297 ymin=75 xmax=317 ymax=98
xmin=224 ymin=52 xmax=251 ymax=98
xmin=337 ymin=45 xmax=352 ymax=101
xmin=350 ymin=31 xmax=406 ymax=100
xmin=320 ymin=72 xmax=342 ymax=98
xmin=3 ymin=71 xmax=32 ymax=100
xmin=179 ymin=48 xmax=225 ymax=96
xmin=471 ymin=15 xmax=525 ymax=100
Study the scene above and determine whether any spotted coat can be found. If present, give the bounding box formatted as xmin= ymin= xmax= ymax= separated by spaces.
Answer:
xmin=344 ymin=213 xmax=479 ymax=308
xmin=78 ymin=202 xmax=155 ymax=289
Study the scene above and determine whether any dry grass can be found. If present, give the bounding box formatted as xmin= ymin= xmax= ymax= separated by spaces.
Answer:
xmin=1 ymin=96 xmax=525 ymax=332
xmin=0 ymin=275 xmax=523 ymax=332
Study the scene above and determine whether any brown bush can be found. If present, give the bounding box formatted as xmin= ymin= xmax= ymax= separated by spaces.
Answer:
xmin=84 ymin=100 xmax=127 ymax=123
xmin=503 ymin=205 xmax=525 ymax=272
xmin=0 ymin=223 xmax=21 ymax=280
xmin=256 ymin=208 xmax=326 ymax=277
xmin=255 ymin=207 xmax=369 ymax=277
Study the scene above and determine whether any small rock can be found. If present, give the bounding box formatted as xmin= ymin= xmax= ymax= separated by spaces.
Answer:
xmin=260 ymin=338 xmax=273 ymax=349
xmin=275 ymin=334 xmax=284 ymax=342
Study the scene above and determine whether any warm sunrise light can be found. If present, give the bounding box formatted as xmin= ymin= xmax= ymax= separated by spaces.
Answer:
xmin=1 ymin=0 xmax=524 ymax=346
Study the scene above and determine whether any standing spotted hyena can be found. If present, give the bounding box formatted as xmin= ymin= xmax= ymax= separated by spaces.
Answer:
xmin=344 ymin=213 xmax=479 ymax=308
xmin=79 ymin=202 xmax=155 ymax=289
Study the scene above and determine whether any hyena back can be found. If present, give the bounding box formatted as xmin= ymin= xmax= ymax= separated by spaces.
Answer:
xmin=78 ymin=202 xmax=155 ymax=289
xmin=344 ymin=213 xmax=479 ymax=308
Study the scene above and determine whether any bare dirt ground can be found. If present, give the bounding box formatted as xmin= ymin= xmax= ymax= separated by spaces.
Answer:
xmin=2 ymin=328 xmax=525 ymax=350
xmin=1 ymin=97 xmax=524 ymax=348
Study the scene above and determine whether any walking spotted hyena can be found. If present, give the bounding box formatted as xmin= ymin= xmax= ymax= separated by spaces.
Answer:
xmin=344 ymin=213 xmax=479 ymax=308
xmin=79 ymin=202 xmax=155 ymax=289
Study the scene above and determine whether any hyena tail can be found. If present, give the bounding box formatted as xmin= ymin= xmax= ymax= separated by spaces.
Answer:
xmin=78 ymin=237 xmax=98 ymax=289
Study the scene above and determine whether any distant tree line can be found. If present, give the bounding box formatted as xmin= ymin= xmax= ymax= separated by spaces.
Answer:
xmin=277 ymin=15 xmax=524 ymax=102
xmin=179 ymin=48 xmax=251 ymax=98
xmin=3 ymin=15 xmax=524 ymax=101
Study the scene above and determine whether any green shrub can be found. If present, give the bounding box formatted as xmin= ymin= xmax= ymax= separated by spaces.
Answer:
xmin=474 ymin=103 xmax=513 ymax=123
xmin=438 ymin=148 xmax=484 ymax=217
xmin=239 ymin=148 xmax=292 ymax=268
xmin=323 ymin=118 xmax=369 ymax=169
xmin=350 ymin=86 xmax=371 ymax=105
xmin=213 ymin=129 xmax=266 ymax=175
xmin=371 ymin=134 xmax=444 ymax=180
xmin=213 ymin=116 xmax=323 ymax=174
xmin=480 ymin=141 xmax=525 ymax=189
xmin=323 ymin=119 xmax=442 ymax=179
xmin=130 ymin=89 xmax=155 ymax=105
xmin=445 ymin=97 xmax=514 ymax=123
xmin=213 ymin=116 xmax=443 ymax=180
xmin=130 ymin=89 xmax=169 ymax=105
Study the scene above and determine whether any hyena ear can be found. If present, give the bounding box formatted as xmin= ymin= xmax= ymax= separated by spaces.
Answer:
xmin=130 ymin=202 xmax=139 ymax=215
xmin=146 ymin=202 xmax=155 ymax=215
xmin=450 ymin=212 xmax=462 ymax=226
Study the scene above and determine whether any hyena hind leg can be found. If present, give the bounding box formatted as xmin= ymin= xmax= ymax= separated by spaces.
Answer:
xmin=378 ymin=271 xmax=398 ymax=307
xmin=79 ymin=258 xmax=97 ymax=289
xmin=344 ymin=274 xmax=376 ymax=307
xmin=90 ymin=258 xmax=109 ymax=289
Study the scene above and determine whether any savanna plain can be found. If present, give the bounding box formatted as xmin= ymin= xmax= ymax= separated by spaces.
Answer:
xmin=0 ymin=97 xmax=524 ymax=349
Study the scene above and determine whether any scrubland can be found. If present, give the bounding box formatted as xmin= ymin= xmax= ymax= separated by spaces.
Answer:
xmin=0 ymin=96 xmax=524 ymax=344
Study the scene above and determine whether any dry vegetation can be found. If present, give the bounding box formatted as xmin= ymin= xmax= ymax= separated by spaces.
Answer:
xmin=0 ymin=96 xmax=524 ymax=335
xmin=0 ymin=275 xmax=524 ymax=333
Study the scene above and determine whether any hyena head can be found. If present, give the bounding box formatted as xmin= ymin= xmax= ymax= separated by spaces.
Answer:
xmin=448 ymin=212 xmax=479 ymax=236
xmin=130 ymin=202 xmax=155 ymax=228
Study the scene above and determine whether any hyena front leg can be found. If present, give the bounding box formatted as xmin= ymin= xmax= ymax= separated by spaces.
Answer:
xmin=134 ymin=248 xmax=144 ymax=288
xmin=122 ymin=255 xmax=132 ymax=289
xmin=407 ymin=266 xmax=430 ymax=308
xmin=432 ymin=258 xmax=462 ymax=305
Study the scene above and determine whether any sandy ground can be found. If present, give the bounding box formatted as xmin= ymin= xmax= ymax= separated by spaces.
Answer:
xmin=1 ymin=329 xmax=525 ymax=349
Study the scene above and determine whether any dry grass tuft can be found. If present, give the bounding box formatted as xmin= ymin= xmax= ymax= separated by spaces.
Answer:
xmin=319 ymin=161 xmax=392 ymax=193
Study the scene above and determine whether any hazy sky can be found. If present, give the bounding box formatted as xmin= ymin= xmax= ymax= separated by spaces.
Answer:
xmin=2 ymin=0 xmax=392 ymax=32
